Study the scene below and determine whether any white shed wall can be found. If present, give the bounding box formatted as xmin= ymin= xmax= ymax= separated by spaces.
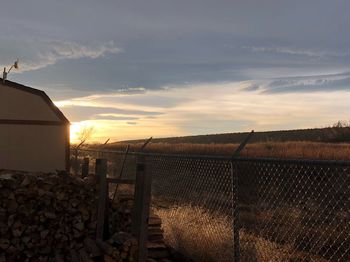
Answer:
xmin=0 ymin=124 xmax=68 ymax=172
xmin=0 ymin=83 xmax=60 ymax=121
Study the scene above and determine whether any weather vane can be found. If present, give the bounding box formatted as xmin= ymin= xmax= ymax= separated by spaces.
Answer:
xmin=3 ymin=59 xmax=19 ymax=83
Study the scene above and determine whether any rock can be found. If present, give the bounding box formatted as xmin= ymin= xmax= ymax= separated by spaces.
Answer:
xmin=7 ymin=200 xmax=18 ymax=213
xmin=20 ymin=176 xmax=31 ymax=186
xmin=44 ymin=212 xmax=56 ymax=219
xmin=0 ymin=173 xmax=14 ymax=180
xmin=0 ymin=239 xmax=10 ymax=250
xmin=40 ymin=229 xmax=50 ymax=239
xmin=83 ymin=238 xmax=102 ymax=257
xmin=73 ymin=222 xmax=85 ymax=232
xmin=103 ymin=255 xmax=115 ymax=262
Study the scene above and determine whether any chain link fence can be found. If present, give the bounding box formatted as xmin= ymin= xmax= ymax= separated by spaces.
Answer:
xmin=71 ymin=148 xmax=137 ymax=180
xmin=146 ymin=154 xmax=235 ymax=261
xmin=73 ymin=149 xmax=350 ymax=261
xmin=237 ymin=158 xmax=350 ymax=262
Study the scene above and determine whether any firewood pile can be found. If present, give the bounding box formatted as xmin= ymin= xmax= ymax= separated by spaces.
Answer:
xmin=147 ymin=215 xmax=170 ymax=261
xmin=111 ymin=195 xmax=171 ymax=261
xmin=0 ymin=171 xmax=139 ymax=261
xmin=111 ymin=194 xmax=134 ymax=234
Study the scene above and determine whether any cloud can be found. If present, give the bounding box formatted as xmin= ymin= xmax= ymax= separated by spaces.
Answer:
xmin=59 ymin=105 xmax=163 ymax=121
xmin=0 ymin=38 xmax=121 ymax=72
xmin=241 ymin=81 xmax=261 ymax=92
xmin=2 ymin=0 xmax=350 ymax=97
xmin=86 ymin=94 xmax=191 ymax=109
xmin=92 ymin=114 xmax=139 ymax=121
xmin=244 ymin=72 xmax=350 ymax=93
xmin=31 ymin=40 xmax=120 ymax=70
xmin=54 ymin=89 xmax=191 ymax=112
xmin=247 ymin=46 xmax=350 ymax=58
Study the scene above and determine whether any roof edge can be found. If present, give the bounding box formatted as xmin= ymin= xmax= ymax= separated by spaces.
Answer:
xmin=0 ymin=78 xmax=70 ymax=124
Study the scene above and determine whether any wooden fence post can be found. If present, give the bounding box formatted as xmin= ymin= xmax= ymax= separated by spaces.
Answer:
xmin=81 ymin=157 xmax=89 ymax=178
xmin=96 ymin=158 xmax=109 ymax=240
xmin=132 ymin=155 xmax=152 ymax=262
xmin=74 ymin=148 xmax=79 ymax=175
xmin=112 ymin=145 xmax=130 ymax=202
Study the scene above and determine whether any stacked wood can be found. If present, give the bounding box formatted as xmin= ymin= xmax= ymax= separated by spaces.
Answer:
xmin=111 ymin=194 xmax=134 ymax=234
xmin=147 ymin=215 xmax=170 ymax=261
xmin=106 ymin=198 xmax=173 ymax=261
xmin=0 ymin=171 xmax=138 ymax=261
xmin=104 ymin=232 xmax=138 ymax=261
xmin=111 ymin=194 xmax=171 ymax=261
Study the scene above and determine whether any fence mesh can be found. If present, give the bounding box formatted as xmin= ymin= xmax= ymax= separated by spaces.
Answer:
xmin=73 ymin=149 xmax=350 ymax=262
xmin=237 ymin=159 xmax=350 ymax=262
xmin=71 ymin=148 xmax=137 ymax=180
xmin=146 ymin=155 xmax=234 ymax=262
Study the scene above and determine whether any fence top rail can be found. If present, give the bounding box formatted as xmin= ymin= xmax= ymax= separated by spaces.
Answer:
xmin=74 ymin=148 xmax=350 ymax=166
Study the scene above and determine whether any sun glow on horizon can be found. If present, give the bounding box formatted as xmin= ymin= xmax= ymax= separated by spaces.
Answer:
xmin=70 ymin=122 xmax=84 ymax=144
xmin=69 ymin=121 xmax=98 ymax=144
xmin=59 ymin=81 xmax=350 ymax=144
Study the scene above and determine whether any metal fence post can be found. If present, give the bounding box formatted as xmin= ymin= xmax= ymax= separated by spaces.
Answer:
xmin=232 ymin=161 xmax=240 ymax=262
xmin=96 ymin=158 xmax=109 ymax=240
xmin=231 ymin=130 xmax=254 ymax=262
xmin=132 ymin=154 xmax=152 ymax=262
xmin=74 ymin=148 xmax=79 ymax=175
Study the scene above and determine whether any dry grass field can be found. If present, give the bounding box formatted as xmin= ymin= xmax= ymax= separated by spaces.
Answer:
xmin=100 ymin=124 xmax=350 ymax=160
xmin=105 ymin=141 xmax=350 ymax=160
xmin=154 ymin=205 xmax=332 ymax=262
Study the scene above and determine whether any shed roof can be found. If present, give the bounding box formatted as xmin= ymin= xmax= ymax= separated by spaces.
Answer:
xmin=0 ymin=78 xmax=69 ymax=124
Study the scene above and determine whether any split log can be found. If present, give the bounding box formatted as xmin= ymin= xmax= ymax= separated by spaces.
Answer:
xmin=0 ymin=170 xmax=172 ymax=261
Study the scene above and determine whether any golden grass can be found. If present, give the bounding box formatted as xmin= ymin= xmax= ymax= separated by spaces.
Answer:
xmin=154 ymin=205 xmax=331 ymax=262
xmin=154 ymin=205 xmax=233 ymax=262
xmin=106 ymin=141 xmax=350 ymax=160
xmin=240 ymin=231 xmax=329 ymax=262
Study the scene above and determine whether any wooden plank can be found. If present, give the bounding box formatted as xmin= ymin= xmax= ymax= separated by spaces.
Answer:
xmin=81 ymin=157 xmax=89 ymax=178
xmin=133 ymin=137 xmax=152 ymax=236
xmin=107 ymin=178 xmax=135 ymax=184
xmin=134 ymin=155 xmax=152 ymax=262
xmin=132 ymin=138 xmax=153 ymax=261
xmin=96 ymin=159 xmax=108 ymax=240
xmin=73 ymin=148 xmax=79 ymax=175
xmin=132 ymin=159 xmax=144 ymax=237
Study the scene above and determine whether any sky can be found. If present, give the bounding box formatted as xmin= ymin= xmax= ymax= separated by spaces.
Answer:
xmin=1 ymin=0 xmax=350 ymax=142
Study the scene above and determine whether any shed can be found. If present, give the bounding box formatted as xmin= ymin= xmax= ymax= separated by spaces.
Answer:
xmin=0 ymin=79 xmax=70 ymax=172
